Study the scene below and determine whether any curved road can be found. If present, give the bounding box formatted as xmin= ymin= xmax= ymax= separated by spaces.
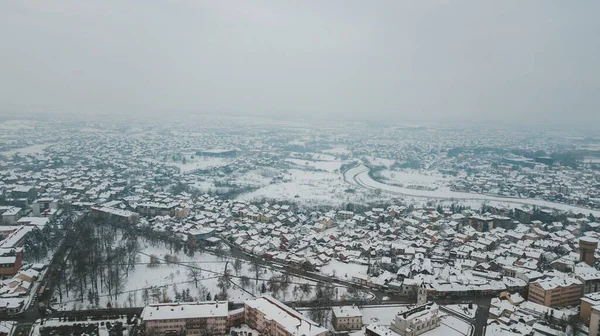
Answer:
xmin=344 ymin=164 xmax=600 ymax=217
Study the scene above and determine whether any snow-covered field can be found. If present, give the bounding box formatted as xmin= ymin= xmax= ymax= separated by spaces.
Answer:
xmin=167 ymin=157 xmax=232 ymax=173
xmin=286 ymin=158 xmax=342 ymax=172
xmin=379 ymin=169 xmax=450 ymax=190
xmin=324 ymin=147 xmax=351 ymax=155
xmin=320 ymin=260 xmax=368 ymax=280
xmin=53 ymin=238 xmax=341 ymax=310
xmin=236 ymin=169 xmax=387 ymax=207
xmin=346 ymin=164 xmax=600 ymax=216
xmin=0 ymin=120 xmax=37 ymax=131
xmin=1 ymin=143 xmax=50 ymax=156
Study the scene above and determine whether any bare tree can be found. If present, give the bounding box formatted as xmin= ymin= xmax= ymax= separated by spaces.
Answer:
xmin=250 ymin=259 xmax=262 ymax=286
xmin=148 ymin=254 xmax=160 ymax=267
xmin=233 ymin=258 xmax=243 ymax=275
xmin=187 ymin=263 xmax=201 ymax=288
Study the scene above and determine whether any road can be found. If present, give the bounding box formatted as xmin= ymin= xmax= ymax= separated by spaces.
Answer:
xmin=344 ymin=164 xmax=600 ymax=216
xmin=439 ymin=297 xmax=491 ymax=336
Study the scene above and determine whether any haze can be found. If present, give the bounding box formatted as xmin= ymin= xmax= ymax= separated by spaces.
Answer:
xmin=1 ymin=1 xmax=599 ymax=125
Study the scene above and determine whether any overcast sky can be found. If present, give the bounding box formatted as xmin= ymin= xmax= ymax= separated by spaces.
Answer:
xmin=1 ymin=1 xmax=599 ymax=125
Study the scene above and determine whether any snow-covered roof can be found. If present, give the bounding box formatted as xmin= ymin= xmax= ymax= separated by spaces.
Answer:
xmin=245 ymin=296 xmax=327 ymax=336
xmin=332 ymin=306 xmax=362 ymax=318
xmin=141 ymin=301 xmax=228 ymax=321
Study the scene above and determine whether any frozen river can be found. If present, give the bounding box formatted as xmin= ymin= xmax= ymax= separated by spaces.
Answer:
xmin=344 ymin=165 xmax=600 ymax=217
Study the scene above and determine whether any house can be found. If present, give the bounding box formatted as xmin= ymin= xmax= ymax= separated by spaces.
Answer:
xmin=332 ymin=306 xmax=363 ymax=331
xmin=0 ymin=207 xmax=21 ymax=225
xmin=91 ymin=206 xmax=139 ymax=224
xmin=528 ymin=276 xmax=583 ymax=308
xmin=390 ymin=302 xmax=441 ymax=336
xmin=580 ymin=292 xmax=600 ymax=325
xmin=189 ymin=227 xmax=216 ymax=240
xmin=0 ymin=249 xmax=23 ymax=277
xmin=31 ymin=198 xmax=59 ymax=217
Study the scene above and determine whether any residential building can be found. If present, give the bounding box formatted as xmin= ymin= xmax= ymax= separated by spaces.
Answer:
xmin=332 ymin=306 xmax=362 ymax=331
xmin=140 ymin=301 xmax=228 ymax=336
xmin=244 ymin=296 xmax=328 ymax=336
xmin=590 ymin=305 xmax=600 ymax=336
xmin=0 ymin=249 xmax=23 ymax=277
xmin=390 ymin=302 xmax=441 ymax=336
xmin=581 ymin=292 xmax=600 ymax=325
xmin=0 ymin=207 xmax=21 ymax=225
xmin=528 ymin=276 xmax=583 ymax=308
xmin=580 ymin=237 xmax=598 ymax=266
xmin=31 ymin=198 xmax=59 ymax=217
xmin=0 ymin=226 xmax=35 ymax=249
xmin=91 ymin=206 xmax=139 ymax=224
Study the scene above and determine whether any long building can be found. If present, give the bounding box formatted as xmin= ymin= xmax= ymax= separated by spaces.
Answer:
xmin=244 ymin=296 xmax=328 ymax=336
xmin=141 ymin=301 xmax=228 ymax=335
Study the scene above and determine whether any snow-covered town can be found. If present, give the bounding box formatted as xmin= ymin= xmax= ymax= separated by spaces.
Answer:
xmin=2 ymin=1 xmax=600 ymax=336
xmin=1 ymin=116 xmax=600 ymax=336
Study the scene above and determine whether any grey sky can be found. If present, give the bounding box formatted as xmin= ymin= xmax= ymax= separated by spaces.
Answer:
xmin=1 ymin=1 xmax=599 ymax=125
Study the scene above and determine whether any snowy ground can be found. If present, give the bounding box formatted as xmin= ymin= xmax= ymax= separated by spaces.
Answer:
xmin=236 ymin=168 xmax=396 ymax=207
xmin=0 ymin=143 xmax=51 ymax=156
xmin=237 ymin=170 xmax=348 ymax=205
xmin=379 ymin=169 xmax=450 ymax=190
xmin=361 ymin=304 xmax=408 ymax=325
xmin=286 ymin=158 xmax=342 ymax=172
xmin=444 ymin=304 xmax=477 ymax=319
xmin=429 ymin=314 xmax=471 ymax=336
xmin=53 ymin=238 xmax=345 ymax=310
xmin=323 ymin=147 xmax=351 ymax=155
xmin=320 ymin=260 xmax=368 ymax=281
xmin=167 ymin=157 xmax=233 ymax=173
xmin=0 ymin=120 xmax=37 ymax=131
xmin=364 ymin=156 xmax=395 ymax=168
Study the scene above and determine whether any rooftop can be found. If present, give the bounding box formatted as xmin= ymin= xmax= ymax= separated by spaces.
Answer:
xmin=140 ymin=301 xmax=228 ymax=321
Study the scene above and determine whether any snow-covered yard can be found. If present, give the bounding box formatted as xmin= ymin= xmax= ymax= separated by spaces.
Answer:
xmin=444 ymin=304 xmax=477 ymax=319
xmin=361 ymin=304 xmax=409 ymax=326
xmin=431 ymin=314 xmax=471 ymax=336
xmin=320 ymin=260 xmax=368 ymax=281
